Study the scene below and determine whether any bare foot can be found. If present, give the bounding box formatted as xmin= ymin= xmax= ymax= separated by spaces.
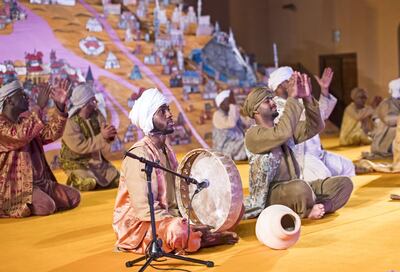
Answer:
xmin=201 ymin=231 xmax=239 ymax=248
xmin=307 ymin=204 xmax=325 ymax=220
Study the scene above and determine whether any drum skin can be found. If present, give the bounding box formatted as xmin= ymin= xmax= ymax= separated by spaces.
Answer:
xmin=175 ymin=148 xmax=243 ymax=232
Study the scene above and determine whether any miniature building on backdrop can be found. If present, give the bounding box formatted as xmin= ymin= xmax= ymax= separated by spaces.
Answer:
xmin=86 ymin=18 xmax=103 ymax=32
xmin=129 ymin=65 xmax=142 ymax=80
xmin=123 ymin=124 xmax=136 ymax=143
xmin=203 ymin=79 xmax=218 ymax=99
xmin=195 ymin=31 xmax=257 ymax=87
xmin=79 ymin=36 xmax=105 ymax=56
xmin=182 ymin=70 xmax=201 ymax=93
xmin=104 ymin=52 xmax=120 ymax=69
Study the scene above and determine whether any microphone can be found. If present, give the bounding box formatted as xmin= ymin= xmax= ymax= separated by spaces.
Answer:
xmin=194 ymin=179 xmax=210 ymax=194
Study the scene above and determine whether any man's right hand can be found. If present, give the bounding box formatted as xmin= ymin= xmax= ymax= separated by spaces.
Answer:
xmin=101 ymin=124 xmax=117 ymax=141
xmin=37 ymin=83 xmax=52 ymax=109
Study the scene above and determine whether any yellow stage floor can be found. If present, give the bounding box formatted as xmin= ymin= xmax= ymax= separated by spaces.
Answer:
xmin=1 ymin=138 xmax=400 ymax=272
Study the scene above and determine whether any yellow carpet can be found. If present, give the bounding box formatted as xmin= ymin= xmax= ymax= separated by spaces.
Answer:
xmin=1 ymin=138 xmax=400 ymax=272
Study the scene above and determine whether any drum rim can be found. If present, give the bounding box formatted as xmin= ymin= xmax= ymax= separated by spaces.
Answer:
xmin=175 ymin=148 xmax=243 ymax=232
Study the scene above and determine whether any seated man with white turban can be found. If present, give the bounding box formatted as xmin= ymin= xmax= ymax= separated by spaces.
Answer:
xmin=0 ymin=80 xmax=80 ymax=217
xmin=113 ymin=88 xmax=238 ymax=254
xmin=60 ymin=84 xmax=119 ymax=191
xmin=269 ymin=66 xmax=355 ymax=181
xmin=339 ymin=87 xmax=376 ymax=146
xmin=369 ymin=78 xmax=400 ymax=157
xmin=212 ymin=90 xmax=248 ymax=160
xmin=243 ymin=73 xmax=353 ymax=220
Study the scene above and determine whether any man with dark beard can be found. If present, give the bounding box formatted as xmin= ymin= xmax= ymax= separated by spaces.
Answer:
xmin=113 ymin=88 xmax=238 ymax=255
xmin=0 ymin=80 xmax=80 ymax=217
xmin=242 ymin=72 xmax=353 ymax=220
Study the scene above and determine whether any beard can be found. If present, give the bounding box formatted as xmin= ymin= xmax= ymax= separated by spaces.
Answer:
xmin=150 ymin=126 xmax=174 ymax=136
xmin=163 ymin=127 xmax=175 ymax=135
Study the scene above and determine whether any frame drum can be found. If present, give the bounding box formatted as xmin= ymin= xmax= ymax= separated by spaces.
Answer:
xmin=175 ymin=149 xmax=243 ymax=232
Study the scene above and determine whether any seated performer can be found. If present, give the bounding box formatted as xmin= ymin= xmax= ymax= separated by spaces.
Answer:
xmin=339 ymin=87 xmax=376 ymax=146
xmin=113 ymin=88 xmax=238 ymax=254
xmin=212 ymin=90 xmax=247 ymax=160
xmin=60 ymin=84 xmax=119 ymax=191
xmin=0 ymin=80 xmax=80 ymax=217
xmin=269 ymin=66 xmax=354 ymax=181
xmin=242 ymin=72 xmax=353 ymax=220
xmin=370 ymin=78 xmax=400 ymax=157
xmin=355 ymin=116 xmax=400 ymax=173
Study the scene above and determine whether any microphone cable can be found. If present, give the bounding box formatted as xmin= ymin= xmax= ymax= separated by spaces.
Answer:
xmin=184 ymin=189 xmax=200 ymax=253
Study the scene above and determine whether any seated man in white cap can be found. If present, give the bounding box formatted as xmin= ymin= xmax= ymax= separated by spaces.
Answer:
xmin=60 ymin=84 xmax=119 ymax=191
xmin=0 ymin=80 xmax=80 ymax=217
xmin=212 ymin=89 xmax=248 ymax=160
xmin=113 ymin=88 xmax=238 ymax=254
xmin=242 ymin=73 xmax=353 ymax=220
xmin=339 ymin=87 xmax=377 ymax=146
xmin=369 ymin=78 xmax=400 ymax=157
xmin=269 ymin=66 xmax=355 ymax=181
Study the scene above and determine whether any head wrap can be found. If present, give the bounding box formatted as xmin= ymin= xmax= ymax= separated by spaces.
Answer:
xmin=350 ymin=87 xmax=367 ymax=101
xmin=0 ymin=80 xmax=23 ymax=113
xmin=129 ymin=88 xmax=169 ymax=135
xmin=389 ymin=78 xmax=400 ymax=99
xmin=95 ymin=93 xmax=107 ymax=119
xmin=268 ymin=66 xmax=293 ymax=91
xmin=242 ymin=87 xmax=274 ymax=118
xmin=215 ymin=90 xmax=230 ymax=108
xmin=68 ymin=84 xmax=95 ymax=116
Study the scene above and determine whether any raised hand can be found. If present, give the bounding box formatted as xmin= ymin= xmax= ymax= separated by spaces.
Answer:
xmin=301 ymin=73 xmax=312 ymax=99
xmin=50 ymin=79 xmax=71 ymax=107
xmin=287 ymin=72 xmax=299 ymax=98
xmin=288 ymin=72 xmax=312 ymax=100
xmin=314 ymin=67 xmax=333 ymax=97
xmin=101 ymin=124 xmax=117 ymax=141
xmin=371 ymin=96 xmax=383 ymax=109
xmin=37 ymin=83 xmax=52 ymax=109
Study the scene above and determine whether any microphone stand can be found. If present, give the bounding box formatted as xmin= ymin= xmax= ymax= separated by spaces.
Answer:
xmin=124 ymin=151 xmax=214 ymax=271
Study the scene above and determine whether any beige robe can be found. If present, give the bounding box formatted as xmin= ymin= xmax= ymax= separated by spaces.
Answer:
xmin=371 ymin=97 xmax=400 ymax=156
xmin=244 ymin=97 xmax=353 ymax=219
xmin=60 ymin=111 xmax=119 ymax=190
xmin=339 ymin=103 xmax=374 ymax=146
xmin=356 ymin=117 xmax=400 ymax=172
xmin=212 ymin=104 xmax=248 ymax=160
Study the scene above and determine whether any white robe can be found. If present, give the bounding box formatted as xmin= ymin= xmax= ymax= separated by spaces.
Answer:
xmin=212 ymin=104 xmax=249 ymax=160
xmin=274 ymin=94 xmax=355 ymax=181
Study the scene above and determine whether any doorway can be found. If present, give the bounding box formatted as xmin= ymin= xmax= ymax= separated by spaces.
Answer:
xmin=319 ymin=53 xmax=358 ymax=127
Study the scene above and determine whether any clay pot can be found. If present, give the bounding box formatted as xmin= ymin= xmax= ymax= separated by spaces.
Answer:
xmin=255 ymin=205 xmax=301 ymax=250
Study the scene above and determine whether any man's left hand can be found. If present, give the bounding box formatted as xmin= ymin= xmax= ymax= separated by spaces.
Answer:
xmin=314 ymin=67 xmax=333 ymax=97
xmin=51 ymin=79 xmax=71 ymax=112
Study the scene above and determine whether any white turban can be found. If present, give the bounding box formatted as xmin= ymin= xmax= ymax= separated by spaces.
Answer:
xmin=389 ymin=78 xmax=400 ymax=99
xmin=268 ymin=66 xmax=293 ymax=91
xmin=95 ymin=93 xmax=107 ymax=119
xmin=129 ymin=88 xmax=169 ymax=135
xmin=215 ymin=90 xmax=230 ymax=108
xmin=0 ymin=80 xmax=23 ymax=113
xmin=68 ymin=84 xmax=95 ymax=116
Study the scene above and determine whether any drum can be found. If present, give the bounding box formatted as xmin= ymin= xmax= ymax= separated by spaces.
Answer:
xmin=175 ymin=148 xmax=243 ymax=232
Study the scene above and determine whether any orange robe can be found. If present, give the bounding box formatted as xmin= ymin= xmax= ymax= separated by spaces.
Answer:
xmin=113 ymin=137 xmax=202 ymax=254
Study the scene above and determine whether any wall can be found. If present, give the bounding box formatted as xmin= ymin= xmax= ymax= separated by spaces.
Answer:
xmin=219 ymin=0 xmax=400 ymax=99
